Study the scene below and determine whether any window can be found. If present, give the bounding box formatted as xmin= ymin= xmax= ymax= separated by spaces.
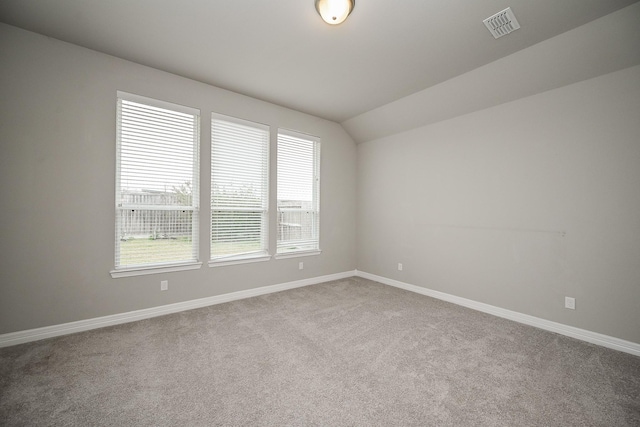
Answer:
xmin=277 ymin=129 xmax=321 ymax=257
xmin=210 ymin=114 xmax=270 ymax=266
xmin=112 ymin=92 xmax=200 ymax=277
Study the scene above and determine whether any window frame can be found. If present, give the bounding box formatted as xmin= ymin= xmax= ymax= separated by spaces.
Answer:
xmin=275 ymin=128 xmax=321 ymax=259
xmin=110 ymin=91 xmax=202 ymax=278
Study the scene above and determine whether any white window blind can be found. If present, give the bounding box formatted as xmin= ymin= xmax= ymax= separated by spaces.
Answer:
xmin=277 ymin=129 xmax=320 ymax=255
xmin=211 ymin=114 xmax=269 ymax=263
xmin=114 ymin=92 xmax=200 ymax=272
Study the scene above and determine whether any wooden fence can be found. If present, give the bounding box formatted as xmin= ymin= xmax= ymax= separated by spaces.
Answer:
xmin=118 ymin=191 xmax=192 ymax=240
xmin=117 ymin=191 xmax=315 ymax=242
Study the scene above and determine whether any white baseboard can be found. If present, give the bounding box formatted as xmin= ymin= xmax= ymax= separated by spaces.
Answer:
xmin=0 ymin=270 xmax=357 ymax=348
xmin=355 ymin=270 xmax=640 ymax=357
xmin=4 ymin=269 xmax=638 ymax=358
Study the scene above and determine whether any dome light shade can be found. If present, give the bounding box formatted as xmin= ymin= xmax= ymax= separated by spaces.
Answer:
xmin=315 ymin=0 xmax=355 ymax=25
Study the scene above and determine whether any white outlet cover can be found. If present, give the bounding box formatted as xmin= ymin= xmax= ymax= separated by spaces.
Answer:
xmin=565 ymin=297 xmax=575 ymax=310
xmin=161 ymin=280 xmax=168 ymax=291
xmin=398 ymin=263 xmax=403 ymax=271
xmin=299 ymin=262 xmax=304 ymax=270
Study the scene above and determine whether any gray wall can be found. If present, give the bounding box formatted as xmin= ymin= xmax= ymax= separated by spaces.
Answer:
xmin=357 ymin=64 xmax=640 ymax=344
xmin=0 ymin=23 xmax=357 ymax=334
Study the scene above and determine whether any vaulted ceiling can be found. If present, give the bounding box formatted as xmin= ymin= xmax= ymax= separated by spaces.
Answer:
xmin=1 ymin=0 xmax=638 ymax=126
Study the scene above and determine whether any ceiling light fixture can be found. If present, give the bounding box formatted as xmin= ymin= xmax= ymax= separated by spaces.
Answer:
xmin=315 ymin=0 xmax=355 ymax=25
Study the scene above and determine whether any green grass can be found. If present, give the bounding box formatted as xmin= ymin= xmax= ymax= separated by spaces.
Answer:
xmin=119 ymin=237 xmax=262 ymax=266
xmin=211 ymin=240 xmax=262 ymax=257
xmin=119 ymin=237 xmax=194 ymax=266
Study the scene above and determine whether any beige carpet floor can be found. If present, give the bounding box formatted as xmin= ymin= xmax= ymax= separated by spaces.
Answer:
xmin=1 ymin=276 xmax=639 ymax=426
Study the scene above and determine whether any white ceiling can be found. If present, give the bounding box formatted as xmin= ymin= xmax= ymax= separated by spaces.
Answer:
xmin=0 ymin=0 xmax=637 ymax=123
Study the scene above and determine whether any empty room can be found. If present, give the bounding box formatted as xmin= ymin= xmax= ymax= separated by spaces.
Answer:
xmin=1 ymin=1 xmax=639 ymax=425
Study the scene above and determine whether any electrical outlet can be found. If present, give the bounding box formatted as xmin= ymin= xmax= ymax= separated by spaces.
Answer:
xmin=398 ymin=263 xmax=403 ymax=271
xmin=299 ymin=262 xmax=304 ymax=270
xmin=564 ymin=296 xmax=575 ymax=310
xmin=161 ymin=280 xmax=168 ymax=291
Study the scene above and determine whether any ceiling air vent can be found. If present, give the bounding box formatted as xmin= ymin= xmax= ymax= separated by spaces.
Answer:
xmin=483 ymin=7 xmax=520 ymax=39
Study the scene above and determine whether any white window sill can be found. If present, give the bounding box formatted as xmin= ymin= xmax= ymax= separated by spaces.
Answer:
xmin=274 ymin=250 xmax=322 ymax=260
xmin=110 ymin=262 xmax=203 ymax=278
xmin=209 ymin=254 xmax=271 ymax=268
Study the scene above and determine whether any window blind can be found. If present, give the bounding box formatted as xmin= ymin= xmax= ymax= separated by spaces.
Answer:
xmin=115 ymin=92 xmax=200 ymax=270
xmin=277 ymin=130 xmax=320 ymax=254
xmin=211 ymin=114 xmax=269 ymax=262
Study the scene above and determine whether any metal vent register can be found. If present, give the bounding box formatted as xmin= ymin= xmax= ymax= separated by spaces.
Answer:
xmin=483 ymin=7 xmax=520 ymax=39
